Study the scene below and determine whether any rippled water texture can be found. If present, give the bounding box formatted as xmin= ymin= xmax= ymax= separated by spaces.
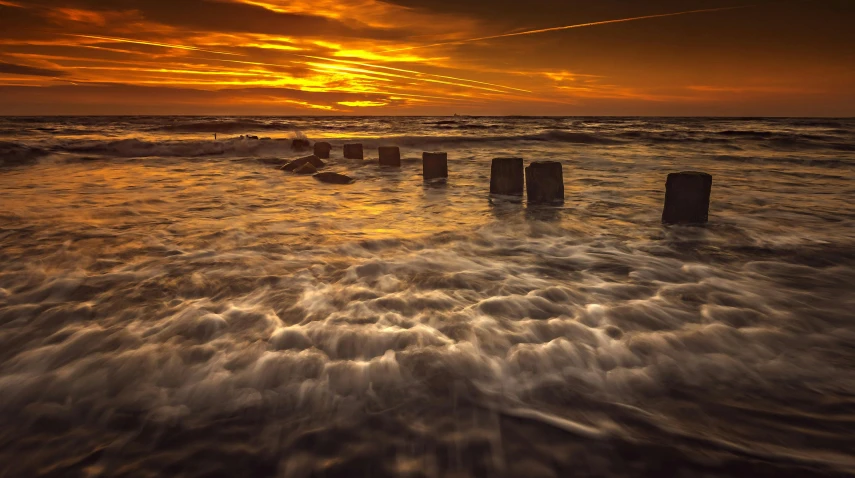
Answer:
xmin=1 ymin=117 xmax=854 ymax=477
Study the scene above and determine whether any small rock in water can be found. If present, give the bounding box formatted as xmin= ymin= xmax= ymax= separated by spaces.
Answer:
xmin=294 ymin=163 xmax=317 ymax=175
xmin=281 ymin=155 xmax=325 ymax=172
xmin=343 ymin=143 xmax=364 ymax=160
xmin=304 ymin=155 xmax=325 ymax=168
xmin=291 ymin=138 xmax=311 ymax=151
xmin=314 ymin=172 xmax=355 ymax=184
xmin=314 ymin=142 xmax=332 ymax=159
xmin=246 ymin=135 xmax=259 ymax=140
xmin=257 ymin=157 xmax=288 ymax=166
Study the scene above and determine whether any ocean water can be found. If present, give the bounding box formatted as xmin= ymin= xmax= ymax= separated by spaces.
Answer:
xmin=0 ymin=116 xmax=854 ymax=477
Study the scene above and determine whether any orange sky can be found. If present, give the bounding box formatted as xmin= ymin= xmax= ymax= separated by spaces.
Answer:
xmin=0 ymin=0 xmax=853 ymax=115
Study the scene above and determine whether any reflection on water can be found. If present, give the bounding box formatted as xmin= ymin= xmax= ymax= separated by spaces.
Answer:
xmin=0 ymin=117 xmax=854 ymax=477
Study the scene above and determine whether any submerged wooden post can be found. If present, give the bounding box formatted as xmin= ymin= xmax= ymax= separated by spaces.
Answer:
xmin=291 ymin=138 xmax=310 ymax=151
xmin=314 ymin=141 xmax=332 ymax=159
xmin=343 ymin=143 xmax=363 ymax=160
xmin=490 ymin=158 xmax=524 ymax=196
xmin=423 ymin=152 xmax=448 ymax=181
xmin=662 ymin=171 xmax=712 ymax=224
xmin=525 ymin=161 xmax=564 ymax=204
xmin=378 ymin=146 xmax=401 ymax=167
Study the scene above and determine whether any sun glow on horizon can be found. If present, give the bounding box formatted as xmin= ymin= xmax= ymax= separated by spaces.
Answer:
xmin=0 ymin=0 xmax=850 ymax=115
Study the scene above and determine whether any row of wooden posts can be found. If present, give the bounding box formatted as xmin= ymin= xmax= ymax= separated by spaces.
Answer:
xmin=311 ymin=141 xmax=712 ymax=225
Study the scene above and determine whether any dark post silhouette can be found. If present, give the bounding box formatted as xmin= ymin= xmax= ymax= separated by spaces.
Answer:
xmin=291 ymin=138 xmax=310 ymax=151
xmin=662 ymin=171 xmax=712 ymax=224
xmin=490 ymin=158 xmax=524 ymax=196
xmin=344 ymin=143 xmax=364 ymax=160
xmin=525 ymin=161 xmax=564 ymax=204
xmin=378 ymin=146 xmax=401 ymax=167
xmin=423 ymin=152 xmax=448 ymax=181
xmin=314 ymin=142 xmax=332 ymax=159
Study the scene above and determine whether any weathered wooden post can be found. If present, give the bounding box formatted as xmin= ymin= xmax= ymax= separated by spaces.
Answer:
xmin=343 ymin=143 xmax=363 ymax=160
xmin=291 ymin=138 xmax=310 ymax=152
xmin=525 ymin=161 xmax=564 ymax=204
xmin=314 ymin=141 xmax=332 ymax=159
xmin=378 ymin=146 xmax=401 ymax=167
xmin=662 ymin=171 xmax=712 ymax=224
xmin=423 ymin=152 xmax=448 ymax=181
xmin=490 ymin=158 xmax=524 ymax=196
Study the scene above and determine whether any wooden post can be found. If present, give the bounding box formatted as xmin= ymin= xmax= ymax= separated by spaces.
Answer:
xmin=662 ymin=171 xmax=712 ymax=224
xmin=525 ymin=161 xmax=564 ymax=204
xmin=291 ymin=138 xmax=310 ymax=151
xmin=343 ymin=143 xmax=364 ymax=160
xmin=423 ymin=152 xmax=448 ymax=181
xmin=314 ymin=142 xmax=332 ymax=159
xmin=378 ymin=146 xmax=401 ymax=167
xmin=490 ymin=158 xmax=524 ymax=196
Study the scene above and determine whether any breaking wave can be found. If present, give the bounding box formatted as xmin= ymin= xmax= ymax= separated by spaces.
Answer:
xmin=0 ymin=141 xmax=48 ymax=166
xmin=56 ymin=137 xmax=294 ymax=158
xmin=149 ymin=119 xmax=295 ymax=134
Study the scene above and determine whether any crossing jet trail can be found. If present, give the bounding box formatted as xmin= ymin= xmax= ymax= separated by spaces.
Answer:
xmin=382 ymin=5 xmax=756 ymax=52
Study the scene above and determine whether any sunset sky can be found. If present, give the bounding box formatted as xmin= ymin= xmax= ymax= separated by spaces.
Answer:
xmin=0 ymin=0 xmax=853 ymax=116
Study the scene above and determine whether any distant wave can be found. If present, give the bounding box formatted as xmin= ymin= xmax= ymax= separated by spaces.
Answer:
xmin=370 ymin=130 xmax=626 ymax=147
xmin=1 ymin=121 xmax=852 ymax=161
xmin=11 ymin=131 xmax=630 ymax=159
xmin=0 ymin=141 xmax=48 ymax=166
xmin=523 ymin=130 xmax=624 ymax=144
xmin=715 ymin=130 xmax=776 ymax=138
xmin=711 ymin=154 xmax=849 ymax=168
xmin=59 ymin=137 xmax=293 ymax=158
xmin=149 ymin=119 xmax=294 ymax=134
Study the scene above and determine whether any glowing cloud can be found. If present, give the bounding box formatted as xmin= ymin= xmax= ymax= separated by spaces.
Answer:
xmin=338 ymin=100 xmax=388 ymax=107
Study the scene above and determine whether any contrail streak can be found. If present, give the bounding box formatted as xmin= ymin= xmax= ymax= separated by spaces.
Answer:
xmin=298 ymin=55 xmax=531 ymax=93
xmin=382 ymin=5 xmax=756 ymax=52
xmin=68 ymin=34 xmax=527 ymax=94
xmin=69 ymin=35 xmax=244 ymax=56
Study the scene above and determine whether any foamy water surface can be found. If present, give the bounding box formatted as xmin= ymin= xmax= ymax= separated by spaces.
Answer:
xmin=1 ymin=116 xmax=854 ymax=477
